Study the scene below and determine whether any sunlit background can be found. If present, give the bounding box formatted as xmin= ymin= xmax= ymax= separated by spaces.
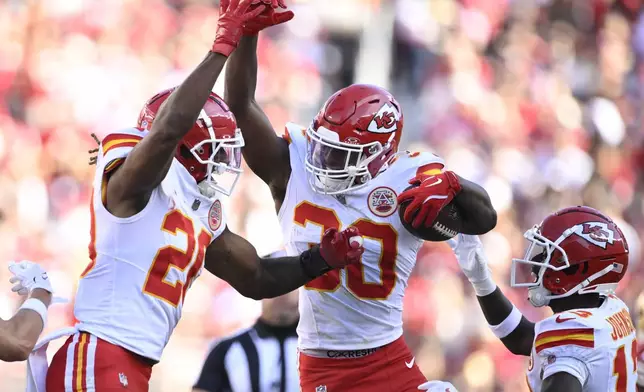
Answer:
xmin=1 ymin=0 xmax=643 ymax=390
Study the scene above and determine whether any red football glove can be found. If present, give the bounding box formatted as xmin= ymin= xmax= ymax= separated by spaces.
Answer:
xmin=251 ymin=0 xmax=287 ymax=8
xmin=397 ymin=171 xmax=462 ymax=229
xmin=212 ymin=0 xmax=266 ymax=57
xmin=243 ymin=2 xmax=294 ymax=35
xmin=319 ymin=227 xmax=364 ymax=269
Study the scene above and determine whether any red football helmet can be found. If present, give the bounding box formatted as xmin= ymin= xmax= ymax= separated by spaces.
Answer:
xmin=305 ymin=84 xmax=403 ymax=194
xmin=137 ymin=88 xmax=244 ymax=197
xmin=511 ymin=206 xmax=629 ymax=307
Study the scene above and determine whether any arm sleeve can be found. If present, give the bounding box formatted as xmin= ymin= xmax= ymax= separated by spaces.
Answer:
xmin=194 ymin=340 xmax=232 ymax=392
xmin=542 ymin=355 xmax=590 ymax=386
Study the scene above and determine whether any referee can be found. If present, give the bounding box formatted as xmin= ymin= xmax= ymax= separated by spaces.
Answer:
xmin=194 ymin=253 xmax=300 ymax=392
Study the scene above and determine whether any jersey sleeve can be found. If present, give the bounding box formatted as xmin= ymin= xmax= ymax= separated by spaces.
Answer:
xmin=96 ymin=128 xmax=147 ymax=175
xmin=539 ymin=346 xmax=591 ymax=386
xmin=533 ymin=315 xmax=600 ymax=387
xmin=386 ymin=151 xmax=446 ymax=192
xmin=92 ymin=128 xmax=148 ymax=206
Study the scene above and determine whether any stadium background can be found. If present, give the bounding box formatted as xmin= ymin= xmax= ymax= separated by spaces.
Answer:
xmin=0 ymin=0 xmax=643 ymax=390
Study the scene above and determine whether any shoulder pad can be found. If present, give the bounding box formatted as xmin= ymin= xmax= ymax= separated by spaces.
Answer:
xmin=385 ymin=151 xmax=445 ymax=184
xmin=283 ymin=122 xmax=307 ymax=159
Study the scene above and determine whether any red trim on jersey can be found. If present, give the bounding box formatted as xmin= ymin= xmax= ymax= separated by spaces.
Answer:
xmin=535 ymin=328 xmax=594 ymax=353
xmin=80 ymin=191 xmax=97 ymax=278
xmin=101 ymin=133 xmax=142 ymax=155
xmin=415 ymin=162 xmax=444 ymax=177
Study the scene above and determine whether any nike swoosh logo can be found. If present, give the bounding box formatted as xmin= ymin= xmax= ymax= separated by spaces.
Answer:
xmin=555 ymin=315 xmax=574 ymax=323
xmin=405 ymin=357 xmax=415 ymax=368
xmin=424 ymin=178 xmax=442 ymax=187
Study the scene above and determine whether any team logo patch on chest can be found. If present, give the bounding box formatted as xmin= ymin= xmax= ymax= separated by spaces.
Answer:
xmin=208 ymin=200 xmax=222 ymax=231
xmin=367 ymin=187 xmax=398 ymax=217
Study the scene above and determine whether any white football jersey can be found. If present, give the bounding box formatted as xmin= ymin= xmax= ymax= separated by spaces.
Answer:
xmin=527 ymin=295 xmax=638 ymax=392
xmin=279 ymin=123 xmax=444 ymax=350
xmin=74 ymin=128 xmax=227 ymax=361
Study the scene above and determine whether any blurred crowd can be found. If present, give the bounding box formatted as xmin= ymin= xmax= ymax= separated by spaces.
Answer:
xmin=0 ymin=0 xmax=643 ymax=391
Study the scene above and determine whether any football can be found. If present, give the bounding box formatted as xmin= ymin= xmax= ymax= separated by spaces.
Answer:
xmin=398 ymin=184 xmax=462 ymax=242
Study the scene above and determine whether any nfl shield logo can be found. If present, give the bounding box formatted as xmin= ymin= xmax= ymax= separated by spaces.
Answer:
xmin=315 ymin=386 xmax=327 ymax=392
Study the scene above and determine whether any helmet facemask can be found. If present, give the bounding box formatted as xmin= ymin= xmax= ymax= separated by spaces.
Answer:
xmin=188 ymin=110 xmax=244 ymax=198
xmin=305 ymin=125 xmax=390 ymax=195
xmin=511 ymin=225 xmax=618 ymax=307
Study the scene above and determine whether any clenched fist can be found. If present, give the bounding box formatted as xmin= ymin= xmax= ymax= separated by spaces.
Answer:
xmin=319 ymin=227 xmax=364 ymax=269
xmin=300 ymin=227 xmax=364 ymax=279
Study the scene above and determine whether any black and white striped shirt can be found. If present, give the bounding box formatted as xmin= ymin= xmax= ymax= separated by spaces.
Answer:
xmin=194 ymin=320 xmax=299 ymax=392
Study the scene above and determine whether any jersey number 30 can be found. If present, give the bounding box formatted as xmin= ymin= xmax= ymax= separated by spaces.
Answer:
xmin=294 ymin=201 xmax=398 ymax=300
xmin=143 ymin=210 xmax=212 ymax=307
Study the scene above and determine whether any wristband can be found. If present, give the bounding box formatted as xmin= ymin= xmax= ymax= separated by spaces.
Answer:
xmin=20 ymin=298 xmax=48 ymax=327
xmin=489 ymin=305 xmax=522 ymax=338
xmin=299 ymin=246 xmax=331 ymax=279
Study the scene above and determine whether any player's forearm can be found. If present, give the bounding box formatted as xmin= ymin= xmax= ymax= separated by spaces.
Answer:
xmin=453 ymin=176 xmax=497 ymax=234
xmin=152 ymin=51 xmax=228 ymax=144
xmin=0 ymin=290 xmax=51 ymax=361
xmin=477 ymin=287 xmax=534 ymax=356
xmin=252 ymin=247 xmax=330 ymax=299
xmin=225 ymin=35 xmax=259 ymax=113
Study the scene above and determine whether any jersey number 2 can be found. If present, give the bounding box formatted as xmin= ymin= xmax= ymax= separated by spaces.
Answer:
xmin=143 ymin=210 xmax=212 ymax=307
xmin=613 ymin=338 xmax=637 ymax=392
xmin=294 ymin=201 xmax=398 ymax=300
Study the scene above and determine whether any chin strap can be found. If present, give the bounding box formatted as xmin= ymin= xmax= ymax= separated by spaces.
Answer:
xmin=529 ymin=263 xmax=617 ymax=307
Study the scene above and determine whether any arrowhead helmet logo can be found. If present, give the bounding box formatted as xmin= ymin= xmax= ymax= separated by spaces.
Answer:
xmin=571 ymin=222 xmax=615 ymax=249
xmin=367 ymin=103 xmax=400 ymax=134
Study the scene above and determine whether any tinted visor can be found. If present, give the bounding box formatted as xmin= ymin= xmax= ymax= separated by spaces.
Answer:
xmin=307 ymin=138 xmax=362 ymax=173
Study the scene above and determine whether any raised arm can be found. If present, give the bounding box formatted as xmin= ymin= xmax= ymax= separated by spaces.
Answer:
xmin=224 ymin=7 xmax=294 ymax=196
xmin=204 ymin=227 xmax=363 ymax=300
xmin=0 ymin=261 xmax=53 ymax=362
xmin=106 ymin=0 xmax=266 ymax=217
xmin=451 ymin=235 xmax=535 ymax=356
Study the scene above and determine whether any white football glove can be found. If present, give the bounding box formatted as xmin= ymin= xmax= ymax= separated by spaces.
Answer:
xmin=418 ymin=380 xmax=458 ymax=391
xmin=8 ymin=260 xmax=54 ymax=295
xmin=448 ymin=234 xmax=497 ymax=296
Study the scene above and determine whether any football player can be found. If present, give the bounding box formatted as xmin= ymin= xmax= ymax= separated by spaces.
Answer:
xmin=41 ymin=1 xmax=363 ymax=391
xmin=223 ymin=4 xmax=497 ymax=391
xmin=0 ymin=261 xmax=53 ymax=362
xmin=451 ymin=206 xmax=636 ymax=392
